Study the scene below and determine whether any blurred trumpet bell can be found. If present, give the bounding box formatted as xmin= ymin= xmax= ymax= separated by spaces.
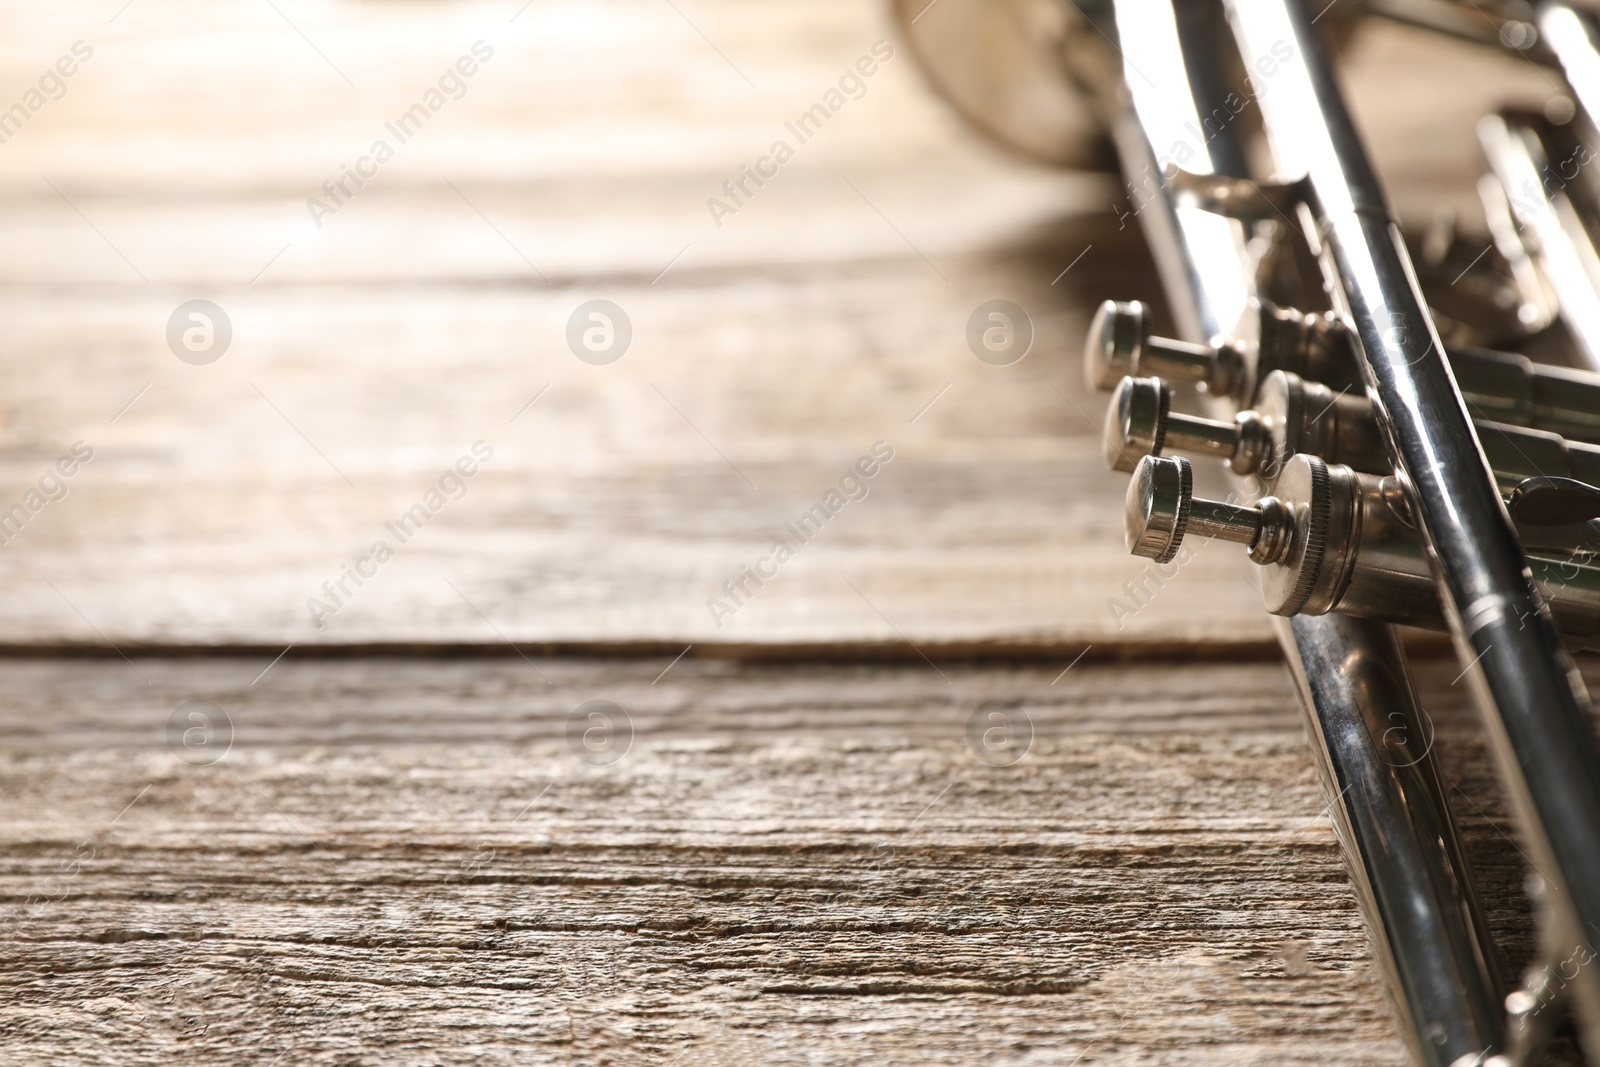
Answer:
xmin=890 ymin=0 xmax=1116 ymax=168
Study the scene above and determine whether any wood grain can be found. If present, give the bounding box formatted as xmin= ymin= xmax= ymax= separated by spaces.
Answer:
xmin=0 ymin=6 xmax=1579 ymax=1064
xmin=0 ymin=655 xmax=1464 ymax=1065
xmin=0 ymin=2 xmax=1554 ymax=649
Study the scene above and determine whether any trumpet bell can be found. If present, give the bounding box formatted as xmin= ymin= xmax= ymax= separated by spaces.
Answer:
xmin=890 ymin=0 xmax=1116 ymax=168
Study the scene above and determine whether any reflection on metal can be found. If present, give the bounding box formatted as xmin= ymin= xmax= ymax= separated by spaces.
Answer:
xmin=1107 ymin=3 xmax=1507 ymax=1063
xmin=1126 ymin=451 xmax=1600 ymax=642
xmin=1101 ymin=372 xmax=1381 ymax=478
xmin=1106 ymin=369 xmax=1600 ymax=493
xmin=1230 ymin=0 xmax=1600 ymax=1056
xmin=897 ymin=0 xmax=1600 ymax=1060
xmin=1087 ymin=298 xmax=1600 ymax=444
xmin=1479 ymin=173 xmax=1561 ymax=334
xmin=1480 ymin=111 xmax=1600 ymax=369
xmin=1166 ymin=168 xmax=1308 ymax=224
xmin=1543 ymin=5 xmax=1600 ymax=124
xmin=1110 ymin=0 xmax=1250 ymax=343
xmin=1278 ymin=612 xmax=1506 ymax=1067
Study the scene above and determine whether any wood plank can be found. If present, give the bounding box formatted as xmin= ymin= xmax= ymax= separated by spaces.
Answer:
xmin=0 ymin=654 xmax=1584 ymax=1064
xmin=0 ymin=6 xmax=1584 ymax=1065
xmin=0 ymin=234 xmax=1285 ymax=650
xmin=0 ymin=1 xmax=1560 ymax=649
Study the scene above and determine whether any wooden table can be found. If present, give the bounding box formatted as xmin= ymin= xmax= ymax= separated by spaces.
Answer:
xmin=0 ymin=2 xmax=1574 ymax=1063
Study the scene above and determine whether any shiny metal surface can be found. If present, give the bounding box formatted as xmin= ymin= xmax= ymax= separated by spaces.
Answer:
xmin=1276 ymin=612 xmax=1506 ymax=1067
xmin=1479 ymin=419 xmax=1600 ymax=487
xmin=1086 ymin=298 xmax=1352 ymax=401
xmin=1125 ymin=450 xmax=1193 ymax=563
xmin=1479 ymin=108 xmax=1600 ymax=370
xmin=1102 ymin=376 xmax=1261 ymax=473
xmin=1512 ymin=473 xmax=1600 ymax=525
xmin=1085 ymin=299 xmax=1243 ymax=393
xmin=1542 ymin=4 xmax=1600 ymax=143
xmin=1228 ymin=3 xmax=1600 ymax=1050
xmin=1450 ymin=343 xmax=1600 ymax=442
xmin=1253 ymin=370 xmax=1389 ymax=476
xmin=903 ymin=0 xmax=1589 ymax=1058
xmin=1479 ymin=170 xmax=1564 ymax=335
xmin=1108 ymin=368 xmax=1600 ymax=492
xmin=1107 ymin=1 xmax=1252 ymax=342
xmin=1088 ymin=299 xmax=1600 ymax=444
xmin=1104 ymin=4 xmax=1507 ymax=1063
xmin=1128 ymin=454 xmax=1600 ymax=646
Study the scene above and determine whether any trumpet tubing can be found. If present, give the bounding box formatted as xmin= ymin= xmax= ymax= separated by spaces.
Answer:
xmin=898 ymin=0 xmax=1600 ymax=1063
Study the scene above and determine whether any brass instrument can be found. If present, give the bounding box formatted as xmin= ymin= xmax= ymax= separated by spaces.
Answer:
xmin=896 ymin=1 xmax=1600 ymax=1064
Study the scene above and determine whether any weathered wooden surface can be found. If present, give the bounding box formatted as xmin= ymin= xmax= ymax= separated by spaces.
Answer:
xmin=0 ymin=3 xmax=1555 ymax=649
xmin=4 ymin=653 xmax=1573 ymax=1066
xmin=0 ymin=4 xmax=1581 ymax=1065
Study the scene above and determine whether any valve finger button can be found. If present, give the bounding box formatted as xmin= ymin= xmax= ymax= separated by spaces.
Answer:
xmin=1086 ymin=299 xmax=1149 ymax=391
xmin=1105 ymin=376 xmax=1170 ymax=473
xmin=1126 ymin=455 xmax=1193 ymax=564
xmin=1261 ymin=453 xmax=1338 ymax=616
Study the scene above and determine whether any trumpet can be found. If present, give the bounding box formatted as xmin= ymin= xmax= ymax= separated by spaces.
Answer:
xmin=897 ymin=1 xmax=1600 ymax=1064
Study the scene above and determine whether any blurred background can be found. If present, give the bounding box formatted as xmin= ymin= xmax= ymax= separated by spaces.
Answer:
xmin=0 ymin=0 xmax=1547 ymax=651
xmin=0 ymin=3 xmax=1576 ymax=1064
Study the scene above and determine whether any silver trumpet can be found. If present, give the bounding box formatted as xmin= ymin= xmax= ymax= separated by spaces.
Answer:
xmin=897 ymin=1 xmax=1600 ymax=1063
